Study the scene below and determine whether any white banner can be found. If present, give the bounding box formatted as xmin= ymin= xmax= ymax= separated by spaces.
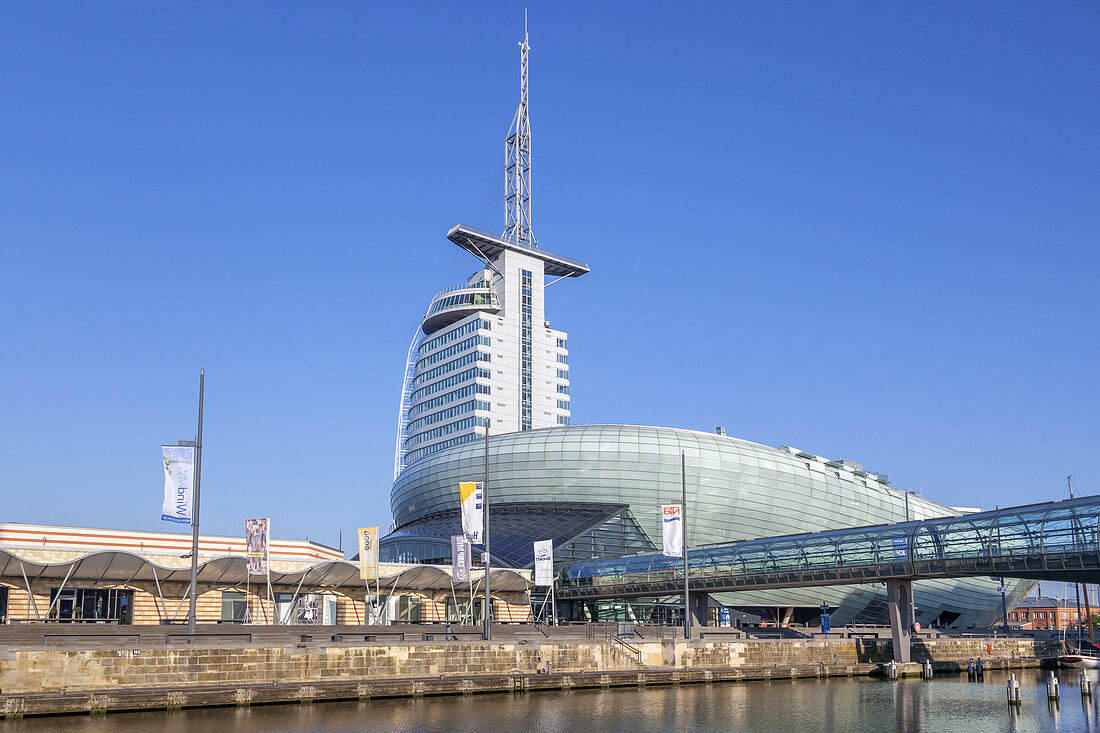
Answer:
xmin=533 ymin=540 xmax=554 ymax=586
xmin=160 ymin=446 xmax=194 ymax=524
xmin=358 ymin=527 xmax=379 ymax=581
xmin=460 ymin=482 xmax=484 ymax=544
xmin=662 ymin=504 xmax=682 ymax=557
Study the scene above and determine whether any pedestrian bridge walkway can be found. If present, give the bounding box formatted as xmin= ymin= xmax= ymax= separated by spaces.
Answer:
xmin=557 ymin=494 xmax=1100 ymax=601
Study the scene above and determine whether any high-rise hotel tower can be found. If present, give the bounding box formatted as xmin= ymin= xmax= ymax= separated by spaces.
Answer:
xmin=394 ymin=28 xmax=590 ymax=479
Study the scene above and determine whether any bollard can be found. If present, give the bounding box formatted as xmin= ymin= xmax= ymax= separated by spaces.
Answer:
xmin=923 ymin=660 xmax=933 ymax=680
xmin=1048 ymin=671 xmax=1060 ymax=700
xmin=1082 ymin=673 xmax=1093 ymax=697
xmin=967 ymin=658 xmax=975 ymax=678
xmin=886 ymin=661 xmax=898 ymax=680
xmin=976 ymin=658 xmax=984 ymax=676
xmin=1007 ymin=673 xmax=1022 ymax=706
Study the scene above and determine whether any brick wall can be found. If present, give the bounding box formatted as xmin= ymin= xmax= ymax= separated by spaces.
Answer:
xmin=0 ymin=638 xmax=1060 ymax=696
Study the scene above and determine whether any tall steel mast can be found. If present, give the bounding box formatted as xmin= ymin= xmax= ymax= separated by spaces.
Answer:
xmin=504 ymin=16 xmax=534 ymax=247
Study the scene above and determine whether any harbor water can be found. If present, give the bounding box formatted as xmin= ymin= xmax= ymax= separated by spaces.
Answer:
xmin=3 ymin=668 xmax=1098 ymax=732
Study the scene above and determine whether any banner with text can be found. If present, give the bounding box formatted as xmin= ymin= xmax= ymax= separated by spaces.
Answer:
xmin=459 ymin=482 xmax=484 ymax=544
xmin=451 ymin=535 xmax=471 ymax=584
xmin=358 ymin=527 xmax=379 ymax=580
xmin=662 ymin=505 xmax=683 ymax=557
xmin=160 ymin=446 xmax=195 ymax=524
xmin=533 ymin=540 xmax=554 ymax=586
xmin=245 ymin=518 xmax=270 ymax=575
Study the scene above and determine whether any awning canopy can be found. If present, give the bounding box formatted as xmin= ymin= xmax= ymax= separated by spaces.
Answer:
xmin=0 ymin=549 xmax=530 ymax=596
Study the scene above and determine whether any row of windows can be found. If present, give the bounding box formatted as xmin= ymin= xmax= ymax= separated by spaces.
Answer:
xmin=418 ymin=318 xmax=491 ymax=358
xmin=407 ymin=399 xmax=491 ymax=435
xmin=408 ymin=383 xmax=490 ymax=419
xmin=415 ymin=334 xmax=490 ymax=371
xmin=557 ymin=399 xmax=570 ymax=410
xmin=557 ymin=368 xmax=569 ymax=378
xmin=520 ymin=269 xmax=534 ymax=431
xmin=1008 ymin=610 xmax=1074 ymax=620
xmin=556 ymin=354 xmax=568 ymax=364
xmin=556 ymin=338 xmax=567 ymax=348
xmin=557 ymin=415 xmax=570 ymax=425
xmin=403 ymin=430 xmax=483 ymax=465
xmin=556 ymin=384 xmax=569 ymax=394
xmin=404 ymin=415 xmax=486 ymax=449
xmin=410 ymin=367 xmax=491 ymax=404
xmin=413 ymin=351 xmax=490 ymax=387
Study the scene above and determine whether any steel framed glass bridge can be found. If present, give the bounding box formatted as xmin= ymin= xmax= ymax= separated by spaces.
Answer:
xmin=558 ymin=494 xmax=1100 ymax=600
xmin=558 ymin=494 xmax=1100 ymax=663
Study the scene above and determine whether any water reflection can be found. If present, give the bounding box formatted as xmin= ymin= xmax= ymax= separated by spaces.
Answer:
xmin=2 ymin=669 xmax=1099 ymax=733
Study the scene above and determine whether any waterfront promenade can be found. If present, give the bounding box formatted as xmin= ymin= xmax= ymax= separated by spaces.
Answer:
xmin=0 ymin=622 xmax=1058 ymax=718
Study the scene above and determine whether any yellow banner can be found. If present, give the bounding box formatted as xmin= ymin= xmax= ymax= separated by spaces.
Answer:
xmin=358 ymin=526 xmax=378 ymax=580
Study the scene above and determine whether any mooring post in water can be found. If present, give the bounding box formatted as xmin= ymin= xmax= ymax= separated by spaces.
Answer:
xmin=967 ymin=658 xmax=976 ymax=678
xmin=976 ymin=657 xmax=984 ymax=676
xmin=1007 ymin=673 xmax=1021 ymax=706
xmin=922 ymin=660 xmax=933 ymax=680
xmin=1082 ymin=672 xmax=1093 ymax=697
xmin=887 ymin=661 xmax=898 ymax=680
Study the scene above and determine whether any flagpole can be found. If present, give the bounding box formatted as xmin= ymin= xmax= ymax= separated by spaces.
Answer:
xmin=187 ymin=369 xmax=204 ymax=640
xmin=483 ymin=419 xmax=491 ymax=641
xmin=682 ymin=451 xmax=689 ymax=640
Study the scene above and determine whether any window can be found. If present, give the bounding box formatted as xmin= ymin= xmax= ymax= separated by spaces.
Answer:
xmin=413 ymin=352 xmax=489 ymax=387
xmin=418 ymin=317 xmax=491 ymax=357
xmin=221 ymin=592 xmax=247 ymax=622
xmin=557 ymin=384 xmax=569 ymax=394
xmin=415 ymin=335 xmax=490 ymax=371
xmin=557 ymin=400 xmax=570 ymax=410
xmin=395 ymin=596 xmax=421 ymax=623
xmin=557 ymin=369 xmax=568 ymax=379
xmin=557 ymin=415 xmax=570 ymax=425
xmin=556 ymin=338 xmax=567 ymax=348
xmin=557 ymin=354 xmax=568 ymax=364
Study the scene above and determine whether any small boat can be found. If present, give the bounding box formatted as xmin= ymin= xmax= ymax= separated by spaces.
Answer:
xmin=1059 ymin=651 xmax=1100 ymax=669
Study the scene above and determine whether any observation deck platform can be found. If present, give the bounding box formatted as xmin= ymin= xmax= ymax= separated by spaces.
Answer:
xmin=447 ymin=224 xmax=590 ymax=278
xmin=421 ymin=284 xmax=500 ymax=336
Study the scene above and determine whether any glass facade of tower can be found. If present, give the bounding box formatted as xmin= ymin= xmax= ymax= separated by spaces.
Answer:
xmin=397 ymin=232 xmax=583 ymax=470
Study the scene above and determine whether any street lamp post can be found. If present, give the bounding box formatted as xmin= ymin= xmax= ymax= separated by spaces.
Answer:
xmin=184 ymin=369 xmax=204 ymax=640
xmin=483 ymin=419 xmax=491 ymax=641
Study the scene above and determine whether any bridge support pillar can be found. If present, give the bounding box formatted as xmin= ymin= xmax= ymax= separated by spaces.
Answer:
xmin=886 ymin=578 xmax=915 ymax=663
xmin=687 ymin=591 xmax=708 ymax=636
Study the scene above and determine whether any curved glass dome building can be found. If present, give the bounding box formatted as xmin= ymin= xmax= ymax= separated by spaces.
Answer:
xmin=382 ymin=424 xmax=1032 ymax=627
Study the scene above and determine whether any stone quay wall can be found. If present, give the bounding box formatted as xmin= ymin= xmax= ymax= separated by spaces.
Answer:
xmin=0 ymin=637 xmax=1058 ymax=697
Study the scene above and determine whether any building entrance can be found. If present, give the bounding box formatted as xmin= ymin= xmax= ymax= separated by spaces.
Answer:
xmin=48 ymin=588 xmax=134 ymax=623
xmin=0 ymin=586 xmax=8 ymax=625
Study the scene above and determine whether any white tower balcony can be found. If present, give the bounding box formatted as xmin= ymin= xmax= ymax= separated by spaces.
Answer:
xmin=422 ymin=284 xmax=501 ymax=336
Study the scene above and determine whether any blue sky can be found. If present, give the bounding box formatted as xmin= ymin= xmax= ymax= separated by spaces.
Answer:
xmin=1 ymin=3 xmax=1096 ymax=552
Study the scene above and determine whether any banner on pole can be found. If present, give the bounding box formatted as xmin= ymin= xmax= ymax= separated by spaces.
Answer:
xmin=459 ymin=482 xmax=484 ymax=544
xmin=533 ymin=540 xmax=554 ymax=586
xmin=160 ymin=446 xmax=195 ymax=524
xmin=662 ymin=505 xmax=683 ymax=557
xmin=451 ymin=535 xmax=471 ymax=584
xmin=358 ymin=527 xmax=379 ymax=580
xmin=245 ymin=518 xmax=270 ymax=575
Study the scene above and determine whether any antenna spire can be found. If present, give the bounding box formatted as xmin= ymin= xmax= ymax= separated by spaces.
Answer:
xmin=504 ymin=17 xmax=534 ymax=247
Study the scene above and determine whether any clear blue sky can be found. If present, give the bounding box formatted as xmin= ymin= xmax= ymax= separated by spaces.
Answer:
xmin=1 ymin=3 xmax=1097 ymax=552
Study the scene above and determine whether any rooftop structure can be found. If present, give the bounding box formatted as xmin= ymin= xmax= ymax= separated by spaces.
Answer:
xmin=393 ymin=26 xmax=589 ymax=478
